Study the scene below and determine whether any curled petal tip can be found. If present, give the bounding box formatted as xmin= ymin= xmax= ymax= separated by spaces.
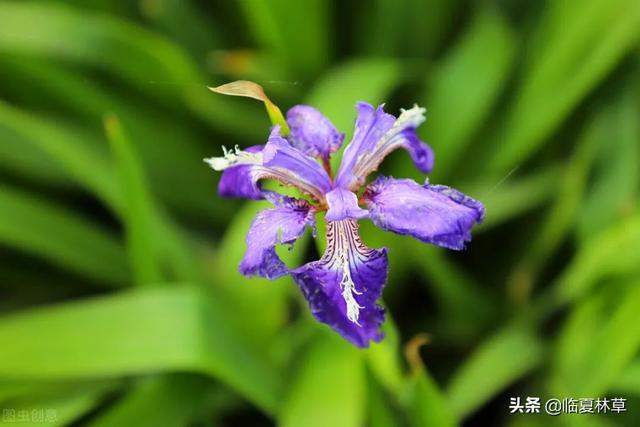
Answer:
xmin=203 ymin=145 xmax=262 ymax=171
xmin=396 ymin=104 xmax=426 ymax=127
xmin=203 ymin=157 xmax=227 ymax=171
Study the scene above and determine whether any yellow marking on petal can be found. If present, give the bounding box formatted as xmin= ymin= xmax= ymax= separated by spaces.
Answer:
xmin=208 ymin=80 xmax=291 ymax=136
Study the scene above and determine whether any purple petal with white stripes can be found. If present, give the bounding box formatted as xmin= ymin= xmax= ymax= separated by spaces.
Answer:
xmin=291 ymin=219 xmax=387 ymax=347
xmin=335 ymin=102 xmax=433 ymax=190
xmin=205 ymin=127 xmax=332 ymax=202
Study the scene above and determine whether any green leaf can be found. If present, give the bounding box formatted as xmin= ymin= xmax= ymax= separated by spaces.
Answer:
xmin=0 ymin=379 xmax=122 ymax=405
xmin=305 ymin=58 xmax=404 ymax=172
xmin=356 ymin=0 xmax=459 ymax=57
xmin=1 ymin=384 xmax=112 ymax=427
xmin=0 ymin=123 xmax=68 ymax=187
xmin=423 ymin=10 xmax=516 ymax=179
xmin=577 ymin=91 xmax=639 ymax=240
xmin=306 ymin=58 xmax=403 ymax=133
xmin=488 ymin=0 xmax=640 ymax=175
xmin=410 ymin=244 xmax=492 ymax=341
xmin=446 ymin=324 xmax=544 ymax=418
xmin=404 ymin=335 xmax=458 ymax=427
xmin=139 ymin=0 xmax=219 ymax=60
xmin=0 ymin=100 xmax=118 ymax=209
xmin=238 ymin=0 xmax=329 ymax=76
xmin=354 ymin=0 xmax=405 ymax=56
xmin=366 ymin=372 xmax=400 ymax=427
xmin=0 ymin=54 xmax=233 ymax=219
xmin=553 ymin=215 xmax=640 ymax=304
xmin=552 ymin=281 xmax=640 ymax=396
xmin=365 ymin=316 xmax=405 ymax=396
xmin=0 ymin=1 xmax=263 ymax=137
xmin=0 ymin=103 xmax=199 ymax=284
xmin=407 ymin=373 xmax=458 ymax=427
xmin=279 ymin=332 xmax=366 ymax=427
xmin=89 ymin=374 xmax=217 ymax=427
xmin=460 ymin=164 xmax=561 ymax=231
xmin=0 ymin=1 xmax=196 ymax=101
xmin=0 ymin=286 xmax=283 ymax=414
xmin=613 ymin=359 xmax=640 ymax=396
xmin=506 ymin=112 xmax=600 ymax=299
xmin=209 ymin=80 xmax=290 ymax=134
xmin=104 ymin=115 xmax=162 ymax=286
xmin=0 ymin=184 xmax=128 ymax=285
xmin=550 ymin=287 xmax=610 ymax=396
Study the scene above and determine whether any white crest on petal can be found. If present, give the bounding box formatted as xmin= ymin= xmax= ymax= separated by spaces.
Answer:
xmin=340 ymin=261 xmax=363 ymax=325
xmin=373 ymin=105 xmax=425 ymax=152
xmin=203 ymin=145 xmax=262 ymax=171
xmin=396 ymin=104 xmax=427 ymax=128
xmin=204 ymin=140 xmax=330 ymax=202
xmin=320 ymin=220 xmax=376 ymax=325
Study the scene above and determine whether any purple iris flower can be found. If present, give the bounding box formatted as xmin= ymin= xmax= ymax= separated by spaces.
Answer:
xmin=205 ymin=102 xmax=484 ymax=347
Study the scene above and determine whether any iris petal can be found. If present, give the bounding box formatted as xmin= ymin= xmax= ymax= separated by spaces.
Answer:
xmin=291 ymin=219 xmax=387 ymax=347
xmin=335 ymin=103 xmax=395 ymax=189
xmin=325 ymin=188 xmax=368 ymax=221
xmin=217 ymin=145 xmax=264 ymax=200
xmin=364 ymin=176 xmax=484 ymax=250
xmin=286 ymin=105 xmax=344 ymax=160
xmin=205 ymin=127 xmax=332 ymax=202
xmin=335 ymin=103 xmax=433 ymax=190
xmin=240 ymin=196 xmax=315 ymax=279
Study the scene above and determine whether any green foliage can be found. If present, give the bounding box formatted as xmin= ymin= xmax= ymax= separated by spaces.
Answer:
xmin=279 ymin=333 xmax=366 ymax=427
xmin=0 ymin=0 xmax=638 ymax=426
xmin=89 ymin=374 xmax=220 ymax=427
xmin=446 ymin=324 xmax=544 ymax=418
xmin=0 ymin=286 xmax=282 ymax=413
xmin=422 ymin=9 xmax=517 ymax=180
xmin=105 ymin=115 xmax=163 ymax=286
xmin=0 ymin=184 xmax=128 ymax=286
xmin=404 ymin=336 xmax=458 ymax=427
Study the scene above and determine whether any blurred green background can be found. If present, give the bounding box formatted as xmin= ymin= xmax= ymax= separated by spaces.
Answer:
xmin=0 ymin=0 xmax=639 ymax=426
